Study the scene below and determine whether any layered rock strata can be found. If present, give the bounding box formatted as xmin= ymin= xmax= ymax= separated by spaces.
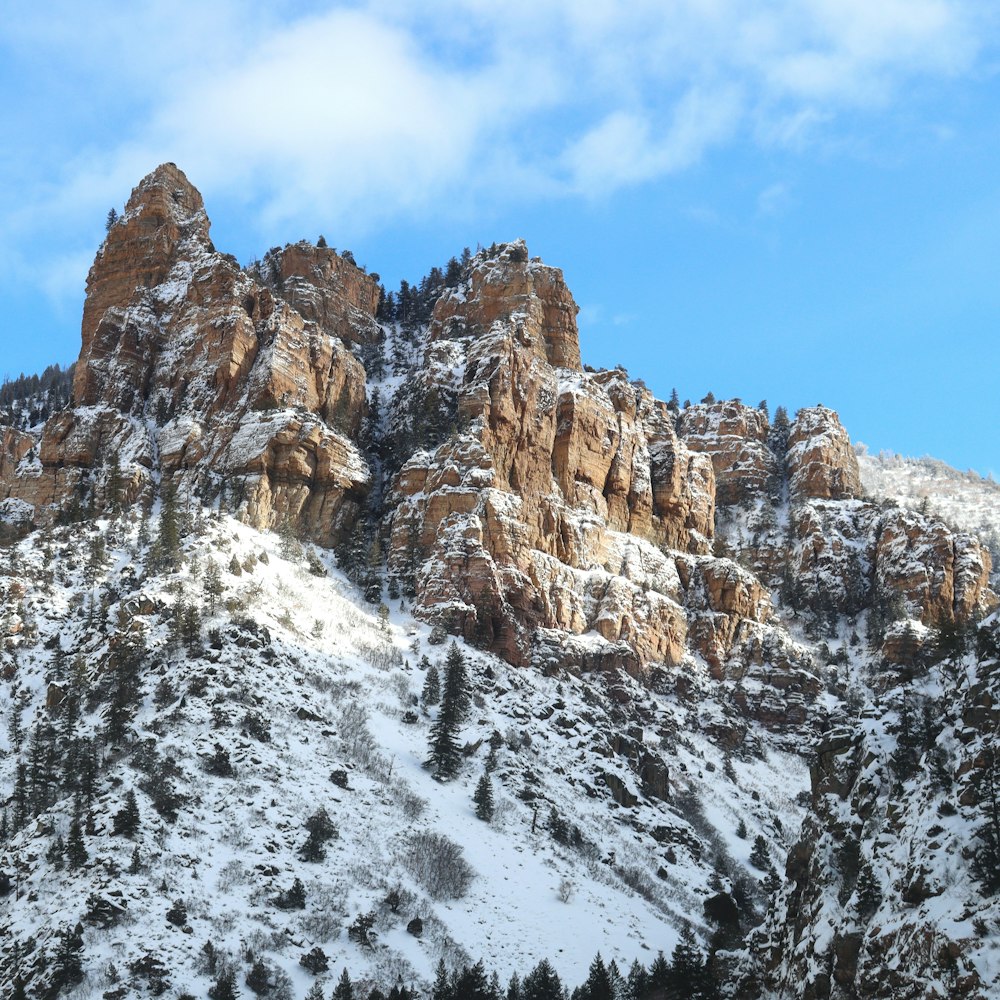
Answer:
xmin=0 ymin=163 xmax=377 ymax=546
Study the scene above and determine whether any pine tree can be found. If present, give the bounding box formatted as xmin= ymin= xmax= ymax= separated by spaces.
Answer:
xmin=67 ymin=804 xmax=88 ymax=869
xmin=972 ymin=744 xmax=1000 ymax=896
xmin=154 ymin=482 xmax=182 ymax=570
xmin=647 ymin=952 xmax=670 ymax=992
xmin=626 ymin=959 xmax=649 ymax=1000
xmin=306 ymin=984 xmax=326 ymax=1000
xmin=112 ymin=789 xmax=140 ymax=837
xmin=332 ymin=968 xmax=354 ymax=1000
xmin=300 ymin=807 xmax=337 ymax=862
xmin=431 ymin=959 xmax=452 ymax=1000
xmin=453 ymin=961 xmax=491 ymax=1000
xmin=580 ymin=954 xmax=613 ymax=1000
xmin=210 ymin=968 xmax=240 ymax=1000
xmin=665 ymin=927 xmax=703 ymax=1000
xmin=442 ymin=643 xmax=470 ymax=720
xmin=106 ymin=207 xmax=119 ymax=232
xmin=520 ymin=959 xmax=561 ymax=1000
xmin=855 ymin=861 xmax=882 ymax=919
xmin=748 ymin=835 xmax=770 ymax=870
xmin=473 ymin=773 xmax=494 ymax=822
xmin=246 ymin=960 xmax=271 ymax=996
xmin=204 ymin=559 xmax=224 ymax=614
xmin=50 ymin=923 xmax=85 ymax=994
xmin=421 ymin=663 xmax=441 ymax=706
xmin=427 ymin=644 xmax=469 ymax=780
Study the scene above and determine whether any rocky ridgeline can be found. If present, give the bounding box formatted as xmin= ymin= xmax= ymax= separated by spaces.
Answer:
xmin=0 ymin=164 xmax=996 ymax=717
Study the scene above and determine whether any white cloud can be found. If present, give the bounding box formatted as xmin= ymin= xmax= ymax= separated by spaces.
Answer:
xmin=0 ymin=0 xmax=994 ymax=305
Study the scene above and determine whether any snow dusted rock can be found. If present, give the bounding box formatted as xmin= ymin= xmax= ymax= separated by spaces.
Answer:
xmin=263 ymin=240 xmax=381 ymax=347
xmin=875 ymin=506 xmax=994 ymax=625
xmin=786 ymin=405 xmax=863 ymax=501
xmin=746 ymin=647 xmax=1000 ymax=999
xmin=679 ymin=399 xmax=776 ymax=506
xmin=390 ymin=246 xmax=741 ymax=672
xmin=0 ymin=163 xmax=374 ymax=545
xmin=429 ymin=239 xmax=581 ymax=370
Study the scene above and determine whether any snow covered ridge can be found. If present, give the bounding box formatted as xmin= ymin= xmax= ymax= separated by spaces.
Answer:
xmin=0 ymin=506 xmax=810 ymax=999
xmin=857 ymin=446 xmax=1000 ymax=582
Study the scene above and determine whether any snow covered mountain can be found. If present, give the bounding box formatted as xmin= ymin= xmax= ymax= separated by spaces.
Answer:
xmin=1 ymin=163 xmax=998 ymax=1000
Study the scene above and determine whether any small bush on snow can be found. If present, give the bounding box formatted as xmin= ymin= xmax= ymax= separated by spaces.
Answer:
xmin=403 ymin=831 xmax=475 ymax=899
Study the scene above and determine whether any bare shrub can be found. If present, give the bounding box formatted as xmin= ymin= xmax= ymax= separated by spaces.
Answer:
xmin=390 ymin=780 xmax=427 ymax=820
xmin=403 ymin=831 xmax=475 ymax=899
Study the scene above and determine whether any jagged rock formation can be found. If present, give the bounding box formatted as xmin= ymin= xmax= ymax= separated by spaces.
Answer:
xmin=1 ymin=164 xmax=376 ymax=545
xmin=679 ymin=400 xmax=774 ymax=506
xmin=0 ymin=164 xmax=994 ymax=690
xmin=786 ymin=406 xmax=862 ymax=501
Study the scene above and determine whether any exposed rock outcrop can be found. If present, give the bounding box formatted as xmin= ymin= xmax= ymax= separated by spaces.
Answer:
xmin=0 ymin=164 xmax=375 ymax=546
xmin=1 ymin=165 xmax=993 ymax=703
xmin=679 ymin=400 xmax=775 ymax=506
xmin=786 ymin=406 xmax=862 ymax=501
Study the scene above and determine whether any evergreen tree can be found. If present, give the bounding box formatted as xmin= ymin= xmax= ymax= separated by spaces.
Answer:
xmin=50 ymin=923 xmax=85 ymax=995
xmin=46 ymin=834 xmax=65 ymax=870
xmin=473 ymin=773 xmax=494 ymax=822
xmin=306 ymin=984 xmax=326 ymax=1000
xmin=431 ymin=959 xmax=452 ymax=1000
xmin=300 ymin=807 xmax=337 ymax=862
xmin=443 ymin=643 xmax=470 ymax=718
xmin=521 ymin=960 xmax=561 ymax=1000
xmin=106 ymin=207 xmax=119 ymax=232
xmin=421 ymin=662 xmax=441 ymax=706
xmin=647 ymin=952 xmax=670 ymax=992
xmin=209 ymin=968 xmax=240 ymax=1000
xmin=112 ymin=789 xmax=140 ymax=837
xmin=855 ymin=861 xmax=882 ymax=920
xmin=204 ymin=559 xmax=224 ymax=614
xmin=580 ymin=954 xmax=613 ymax=1000
xmin=427 ymin=644 xmax=469 ymax=780
xmin=67 ymin=804 xmax=88 ymax=869
xmin=890 ymin=695 xmax=921 ymax=786
xmin=972 ymin=744 xmax=1000 ymax=895
xmin=626 ymin=959 xmax=649 ymax=1000
xmin=153 ymin=483 xmax=182 ymax=570
xmin=665 ymin=927 xmax=703 ymax=1000
xmin=748 ymin=835 xmax=770 ymax=870
xmin=332 ymin=969 xmax=354 ymax=1000
xmin=246 ymin=960 xmax=271 ymax=996
xmin=453 ymin=961 xmax=491 ymax=1000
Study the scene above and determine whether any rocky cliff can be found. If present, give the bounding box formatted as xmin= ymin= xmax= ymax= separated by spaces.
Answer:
xmin=1 ymin=164 xmax=376 ymax=545
xmin=0 ymin=164 xmax=995 ymax=698
xmin=743 ymin=614 xmax=1000 ymax=1000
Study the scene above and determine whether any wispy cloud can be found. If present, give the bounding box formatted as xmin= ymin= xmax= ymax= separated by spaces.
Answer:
xmin=0 ymin=0 xmax=994 ymax=305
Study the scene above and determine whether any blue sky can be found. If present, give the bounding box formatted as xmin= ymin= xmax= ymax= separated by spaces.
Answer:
xmin=2 ymin=1 xmax=999 ymax=476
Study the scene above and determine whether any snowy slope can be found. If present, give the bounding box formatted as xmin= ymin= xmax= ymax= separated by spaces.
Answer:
xmin=857 ymin=446 xmax=1000 ymax=579
xmin=0 ymin=506 xmax=806 ymax=998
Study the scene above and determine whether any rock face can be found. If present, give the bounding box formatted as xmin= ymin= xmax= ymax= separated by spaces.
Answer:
xmin=0 ymin=163 xmax=377 ymax=546
xmin=0 ymin=165 xmax=994 ymax=698
xmin=747 ymin=650 xmax=1000 ymax=999
xmin=679 ymin=400 xmax=775 ymax=506
xmin=786 ymin=406 xmax=862 ymax=501
xmin=387 ymin=243 xmax=800 ymax=676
